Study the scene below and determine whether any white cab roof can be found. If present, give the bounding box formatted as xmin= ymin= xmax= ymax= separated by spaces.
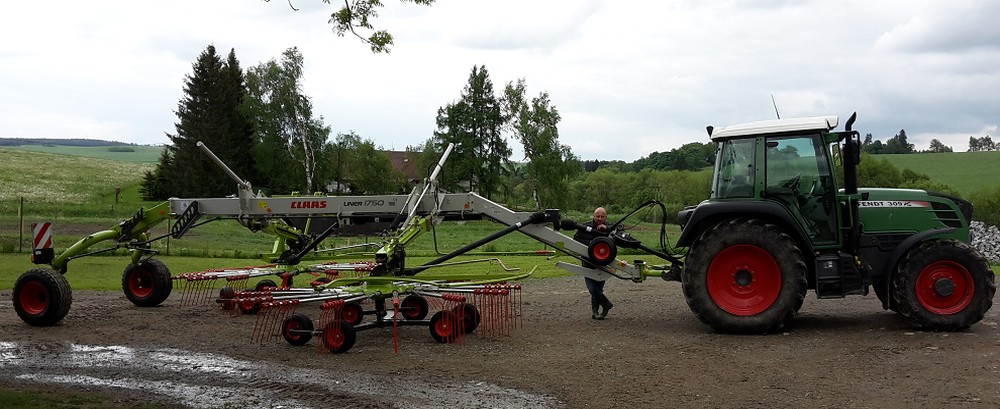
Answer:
xmin=709 ymin=115 xmax=839 ymax=141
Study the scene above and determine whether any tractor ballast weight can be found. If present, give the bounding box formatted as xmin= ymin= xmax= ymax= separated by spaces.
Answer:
xmin=675 ymin=113 xmax=994 ymax=333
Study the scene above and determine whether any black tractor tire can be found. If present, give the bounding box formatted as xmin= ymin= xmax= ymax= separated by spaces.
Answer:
xmin=872 ymin=277 xmax=899 ymax=313
xmin=681 ymin=218 xmax=807 ymax=334
xmin=282 ymin=313 xmax=314 ymax=346
xmin=892 ymin=240 xmax=995 ymax=331
xmin=122 ymin=259 xmax=173 ymax=307
xmin=321 ymin=320 xmax=357 ymax=353
xmin=399 ymin=295 xmax=429 ymax=321
xmin=13 ymin=268 xmax=73 ymax=326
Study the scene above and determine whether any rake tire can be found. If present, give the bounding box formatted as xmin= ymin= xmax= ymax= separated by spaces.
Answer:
xmin=400 ymin=295 xmax=429 ymax=321
xmin=341 ymin=301 xmax=365 ymax=326
xmin=429 ymin=310 xmax=459 ymax=343
xmin=282 ymin=313 xmax=314 ymax=346
xmin=321 ymin=321 xmax=356 ymax=353
xmin=122 ymin=259 xmax=172 ymax=307
xmin=13 ymin=268 xmax=73 ymax=327
xmin=454 ymin=303 xmax=481 ymax=334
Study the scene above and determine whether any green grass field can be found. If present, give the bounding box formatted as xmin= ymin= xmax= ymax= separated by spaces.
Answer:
xmin=6 ymin=144 xmax=164 ymax=163
xmin=879 ymin=151 xmax=1000 ymax=197
xmin=1 ymin=145 xmax=998 ymax=291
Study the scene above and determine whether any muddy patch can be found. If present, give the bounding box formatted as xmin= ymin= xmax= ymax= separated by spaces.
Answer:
xmin=0 ymin=341 xmax=560 ymax=408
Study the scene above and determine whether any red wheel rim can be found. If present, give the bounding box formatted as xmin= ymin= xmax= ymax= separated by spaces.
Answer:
xmin=19 ymin=281 xmax=48 ymax=315
xmin=915 ymin=260 xmax=973 ymax=314
xmin=284 ymin=320 xmax=304 ymax=342
xmin=434 ymin=314 xmax=453 ymax=338
xmin=401 ymin=298 xmax=424 ymax=320
xmin=323 ymin=325 xmax=345 ymax=350
xmin=127 ymin=269 xmax=153 ymax=298
xmin=593 ymin=242 xmax=612 ymax=263
xmin=342 ymin=304 xmax=362 ymax=325
xmin=707 ymin=244 xmax=782 ymax=316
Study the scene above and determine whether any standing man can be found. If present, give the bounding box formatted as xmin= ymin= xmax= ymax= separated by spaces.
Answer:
xmin=573 ymin=207 xmax=616 ymax=320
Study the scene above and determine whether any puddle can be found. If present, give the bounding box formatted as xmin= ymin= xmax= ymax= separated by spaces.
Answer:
xmin=0 ymin=341 xmax=560 ymax=408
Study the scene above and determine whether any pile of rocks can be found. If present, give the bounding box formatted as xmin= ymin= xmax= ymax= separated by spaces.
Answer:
xmin=971 ymin=221 xmax=1000 ymax=263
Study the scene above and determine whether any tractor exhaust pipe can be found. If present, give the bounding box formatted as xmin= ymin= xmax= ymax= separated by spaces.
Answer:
xmin=842 ymin=112 xmax=860 ymax=195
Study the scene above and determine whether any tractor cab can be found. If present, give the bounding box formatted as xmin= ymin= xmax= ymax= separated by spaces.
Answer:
xmin=678 ymin=114 xmax=862 ymax=254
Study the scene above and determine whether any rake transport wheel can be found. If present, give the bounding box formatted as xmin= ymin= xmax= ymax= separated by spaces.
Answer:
xmin=321 ymin=321 xmax=357 ymax=353
xmin=281 ymin=313 xmax=314 ymax=346
xmin=453 ymin=303 xmax=481 ymax=334
xmin=429 ymin=310 xmax=460 ymax=343
xmin=341 ymin=301 xmax=365 ymax=326
xmin=587 ymin=236 xmax=617 ymax=266
xmin=122 ymin=259 xmax=173 ymax=307
xmin=400 ymin=295 xmax=429 ymax=321
xmin=682 ymin=218 xmax=807 ymax=334
xmin=13 ymin=268 xmax=73 ymax=326
xmin=892 ymin=240 xmax=996 ymax=331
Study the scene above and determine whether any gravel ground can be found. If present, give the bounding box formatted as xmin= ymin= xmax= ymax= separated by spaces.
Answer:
xmin=2 ymin=276 xmax=1000 ymax=408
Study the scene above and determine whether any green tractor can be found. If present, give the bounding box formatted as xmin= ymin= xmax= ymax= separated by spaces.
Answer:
xmin=675 ymin=113 xmax=995 ymax=333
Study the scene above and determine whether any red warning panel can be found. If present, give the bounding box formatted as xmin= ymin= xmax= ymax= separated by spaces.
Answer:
xmin=32 ymin=222 xmax=53 ymax=250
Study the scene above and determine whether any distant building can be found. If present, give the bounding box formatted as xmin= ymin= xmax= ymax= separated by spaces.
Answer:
xmin=324 ymin=150 xmax=423 ymax=194
xmin=384 ymin=150 xmax=422 ymax=185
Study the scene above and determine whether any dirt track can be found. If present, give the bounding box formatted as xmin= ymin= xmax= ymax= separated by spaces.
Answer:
xmin=2 ymin=276 xmax=1000 ymax=408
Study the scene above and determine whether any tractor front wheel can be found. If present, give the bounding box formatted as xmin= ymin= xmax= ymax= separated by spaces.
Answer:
xmin=122 ymin=259 xmax=172 ymax=307
xmin=893 ymin=240 xmax=995 ymax=331
xmin=682 ymin=218 xmax=807 ymax=334
xmin=13 ymin=268 xmax=73 ymax=326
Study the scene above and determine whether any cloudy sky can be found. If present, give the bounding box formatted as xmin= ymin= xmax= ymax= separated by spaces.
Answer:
xmin=2 ymin=0 xmax=998 ymax=161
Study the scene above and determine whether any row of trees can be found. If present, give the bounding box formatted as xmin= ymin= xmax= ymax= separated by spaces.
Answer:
xmin=141 ymin=45 xmax=408 ymax=200
xmin=141 ymin=47 xmax=582 ymax=212
xmin=862 ymin=130 xmax=1000 ymax=154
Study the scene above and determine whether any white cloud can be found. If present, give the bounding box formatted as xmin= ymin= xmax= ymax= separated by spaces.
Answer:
xmin=1 ymin=0 xmax=999 ymax=160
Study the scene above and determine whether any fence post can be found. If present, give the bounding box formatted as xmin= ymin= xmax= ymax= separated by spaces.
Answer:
xmin=19 ymin=196 xmax=24 ymax=253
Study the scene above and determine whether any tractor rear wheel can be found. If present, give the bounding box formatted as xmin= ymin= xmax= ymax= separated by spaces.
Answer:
xmin=122 ymin=259 xmax=172 ymax=307
xmin=13 ymin=268 xmax=73 ymax=326
xmin=682 ymin=218 xmax=807 ymax=334
xmin=892 ymin=240 xmax=995 ymax=331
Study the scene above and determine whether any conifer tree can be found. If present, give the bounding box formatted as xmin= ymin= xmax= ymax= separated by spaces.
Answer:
xmin=432 ymin=65 xmax=509 ymax=199
xmin=141 ymin=45 xmax=257 ymax=199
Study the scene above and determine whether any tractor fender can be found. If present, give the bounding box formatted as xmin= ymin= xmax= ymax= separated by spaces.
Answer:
xmin=676 ymin=200 xmax=811 ymax=251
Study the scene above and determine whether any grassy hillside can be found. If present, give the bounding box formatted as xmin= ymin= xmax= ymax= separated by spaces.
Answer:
xmin=876 ymin=151 xmax=1000 ymax=197
xmin=7 ymin=144 xmax=163 ymax=163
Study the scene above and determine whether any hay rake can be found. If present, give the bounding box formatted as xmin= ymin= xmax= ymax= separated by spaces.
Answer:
xmin=243 ymin=271 xmax=529 ymax=353
xmin=15 ymin=141 xmax=673 ymax=355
